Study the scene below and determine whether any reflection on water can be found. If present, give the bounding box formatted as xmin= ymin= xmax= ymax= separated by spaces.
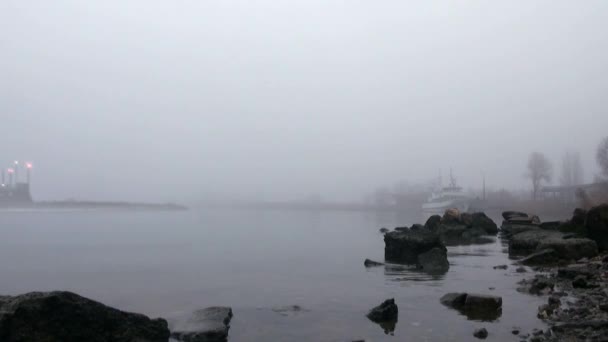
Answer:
xmin=383 ymin=264 xmax=446 ymax=283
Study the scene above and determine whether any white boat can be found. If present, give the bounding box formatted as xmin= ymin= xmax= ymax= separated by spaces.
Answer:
xmin=422 ymin=171 xmax=472 ymax=214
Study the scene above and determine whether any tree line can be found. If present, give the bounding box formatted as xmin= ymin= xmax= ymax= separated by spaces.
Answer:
xmin=527 ymin=136 xmax=608 ymax=200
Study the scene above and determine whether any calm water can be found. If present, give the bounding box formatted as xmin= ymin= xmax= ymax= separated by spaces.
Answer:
xmin=0 ymin=208 xmax=547 ymax=341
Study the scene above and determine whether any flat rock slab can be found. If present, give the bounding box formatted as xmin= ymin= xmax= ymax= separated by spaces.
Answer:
xmin=171 ymin=307 xmax=233 ymax=342
xmin=0 ymin=291 xmax=169 ymax=342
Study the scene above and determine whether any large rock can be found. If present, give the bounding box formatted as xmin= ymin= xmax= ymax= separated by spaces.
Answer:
xmin=502 ymin=211 xmax=540 ymax=225
xmin=417 ymin=247 xmax=449 ymax=273
xmin=366 ymin=298 xmax=398 ymax=323
xmin=508 ymin=230 xmax=563 ymax=256
xmin=460 ymin=212 xmax=473 ymax=227
xmin=424 ymin=215 xmax=441 ymax=232
xmin=585 ymin=204 xmax=608 ymax=250
xmin=171 ymin=306 xmax=233 ymax=342
xmin=0 ymin=291 xmax=169 ymax=342
xmin=384 ymin=230 xmax=445 ymax=264
xmin=471 ymin=212 xmax=498 ymax=235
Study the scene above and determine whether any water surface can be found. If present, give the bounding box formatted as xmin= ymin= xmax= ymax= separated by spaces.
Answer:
xmin=0 ymin=208 xmax=546 ymax=341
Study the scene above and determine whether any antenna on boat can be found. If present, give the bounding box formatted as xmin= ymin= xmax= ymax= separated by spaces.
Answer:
xmin=449 ymin=168 xmax=457 ymax=187
xmin=482 ymin=171 xmax=486 ymax=201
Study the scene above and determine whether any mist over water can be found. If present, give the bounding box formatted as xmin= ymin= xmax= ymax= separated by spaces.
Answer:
xmin=2 ymin=1 xmax=608 ymax=203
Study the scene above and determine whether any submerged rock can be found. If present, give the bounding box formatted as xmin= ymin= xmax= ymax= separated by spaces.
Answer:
xmin=0 ymin=291 xmax=169 ymax=342
xmin=366 ymin=298 xmax=398 ymax=322
xmin=379 ymin=227 xmax=389 ymax=234
xmin=417 ymin=247 xmax=449 ymax=273
xmin=364 ymin=259 xmax=384 ymax=267
xmin=171 ymin=306 xmax=233 ymax=342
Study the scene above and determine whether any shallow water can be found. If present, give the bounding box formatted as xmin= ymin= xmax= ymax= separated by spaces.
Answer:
xmin=0 ymin=208 xmax=547 ymax=341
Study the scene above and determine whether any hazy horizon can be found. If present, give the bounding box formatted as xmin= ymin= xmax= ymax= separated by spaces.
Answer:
xmin=2 ymin=1 xmax=607 ymax=202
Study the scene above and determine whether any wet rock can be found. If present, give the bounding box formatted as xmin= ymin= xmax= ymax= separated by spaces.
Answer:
xmin=512 ymin=329 xmax=520 ymax=335
xmin=518 ymin=276 xmax=555 ymax=295
xmin=585 ymin=204 xmax=608 ymax=250
xmin=473 ymin=328 xmax=488 ymax=339
xmin=394 ymin=227 xmax=409 ymax=232
xmin=460 ymin=212 xmax=473 ymax=227
xmin=417 ymin=247 xmax=449 ymax=273
xmin=516 ymin=266 xmax=527 ymax=273
xmin=464 ymin=294 xmax=502 ymax=313
xmin=440 ymin=293 xmax=468 ymax=309
xmin=471 ymin=212 xmax=499 ymax=235
xmin=501 ymin=223 xmax=540 ymax=237
xmin=539 ymin=221 xmax=562 ymax=230
xmin=171 ymin=306 xmax=233 ymax=342
xmin=519 ymin=249 xmax=559 ymax=266
xmin=493 ymin=264 xmax=508 ymax=270
xmin=572 ymin=275 xmax=590 ymax=289
xmin=0 ymin=291 xmax=170 ymax=342
xmin=384 ymin=230 xmax=445 ymax=264
xmin=508 ymin=230 xmax=562 ymax=256
xmin=379 ymin=228 xmax=389 ymax=234
xmin=440 ymin=293 xmax=502 ymax=320
xmin=366 ymin=298 xmax=398 ymax=323
xmin=536 ymin=237 xmax=598 ymax=261
xmin=557 ymin=264 xmax=594 ymax=279
xmin=441 ymin=208 xmax=461 ymax=225
xmin=424 ymin=215 xmax=441 ymax=232
xmin=410 ymin=224 xmax=425 ymax=231
xmin=364 ymin=259 xmax=384 ymax=267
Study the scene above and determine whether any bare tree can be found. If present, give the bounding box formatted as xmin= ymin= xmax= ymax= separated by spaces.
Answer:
xmin=597 ymin=136 xmax=608 ymax=180
xmin=560 ymin=151 xmax=584 ymax=187
xmin=527 ymin=152 xmax=552 ymax=200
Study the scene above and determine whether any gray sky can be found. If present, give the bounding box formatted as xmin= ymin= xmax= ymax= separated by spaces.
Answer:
xmin=1 ymin=1 xmax=607 ymax=202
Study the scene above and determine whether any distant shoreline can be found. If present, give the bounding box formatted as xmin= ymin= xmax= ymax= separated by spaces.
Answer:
xmin=0 ymin=200 xmax=188 ymax=211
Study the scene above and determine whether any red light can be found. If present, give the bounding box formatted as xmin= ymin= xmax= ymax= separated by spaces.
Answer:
xmin=26 ymin=163 xmax=33 ymax=169
xmin=7 ymin=168 xmax=14 ymax=174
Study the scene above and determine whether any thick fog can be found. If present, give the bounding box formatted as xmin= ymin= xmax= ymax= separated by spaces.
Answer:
xmin=1 ymin=1 xmax=607 ymax=202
